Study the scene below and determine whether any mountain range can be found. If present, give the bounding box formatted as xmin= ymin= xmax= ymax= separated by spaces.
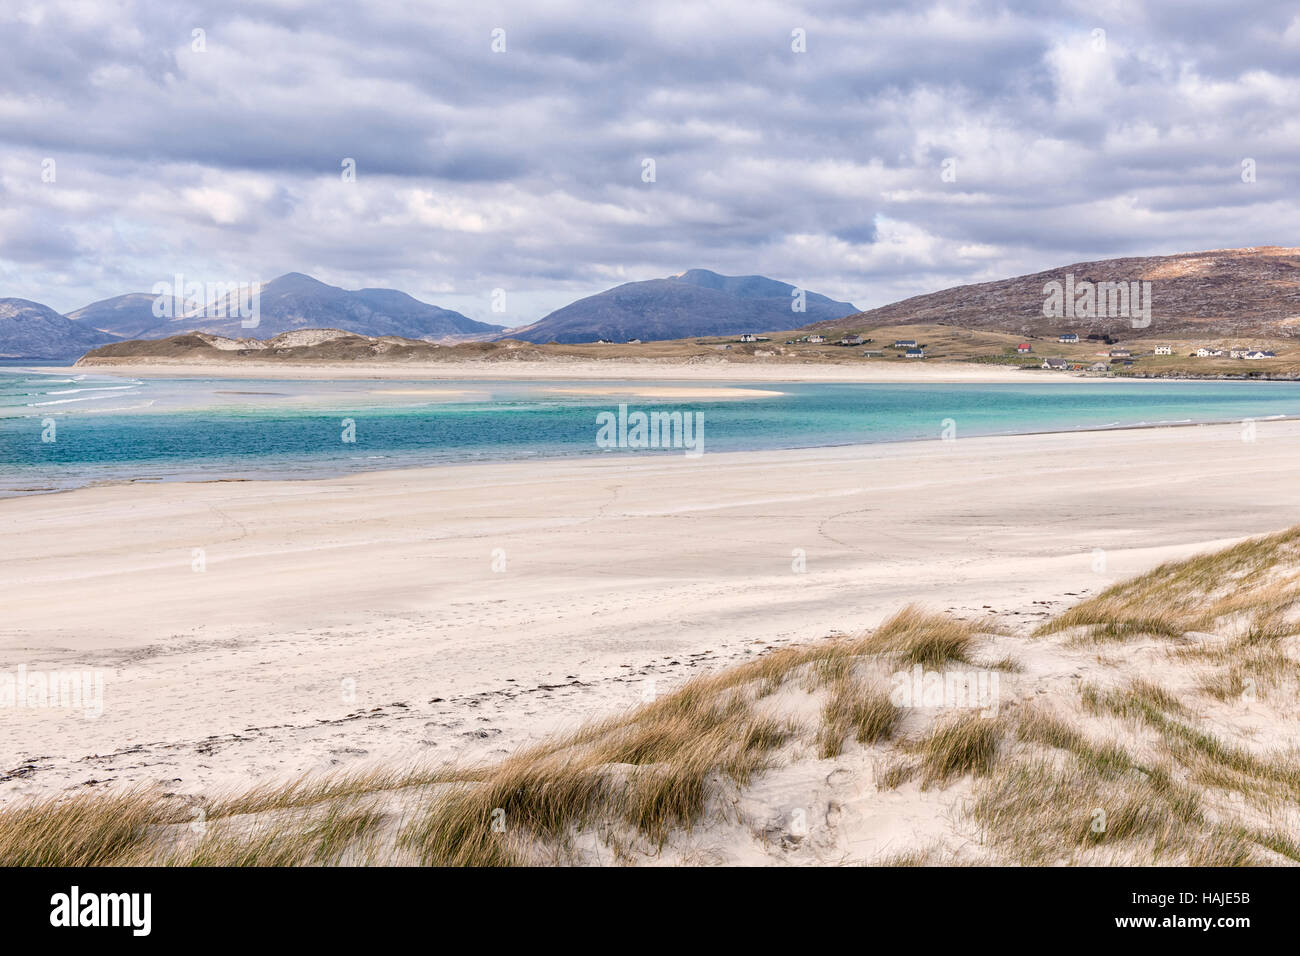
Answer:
xmin=11 ymin=249 xmax=1300 ymax=361
xmin=0 ymin=268 xmax=857 ymax=358
xmin=496 ymin=269 xmax=858 ymax=343
xmin=68 ymin=273 xmax=501 ymax=342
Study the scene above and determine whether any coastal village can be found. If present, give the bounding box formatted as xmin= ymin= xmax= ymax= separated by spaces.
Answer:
xmin=998 ymin=334 xmax=1279 ymax=373
xmin=716 ymin=329 xmax=1283 ymax=374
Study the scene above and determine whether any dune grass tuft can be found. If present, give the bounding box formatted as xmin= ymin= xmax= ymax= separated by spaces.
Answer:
xmin=856 ymin=605 xmax=978 ymax=666
xmin=816 ymin=677 xmax=900 ymax=759
xmin=913 ymin=713 xmax=1005 ymax=788
xmin=972 ymin=756 xmax=1211 ymax=864
xmin=401 ymin=687 xmax=796 ymax=864
xmin=1039 ymin=526 xmax=1300 ymax=642
xmin=0 ymin=788 xmax=179 ymax=867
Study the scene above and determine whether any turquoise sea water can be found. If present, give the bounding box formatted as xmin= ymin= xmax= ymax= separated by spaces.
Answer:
xmin=2 ymin=367 xmax=1299 ymax=497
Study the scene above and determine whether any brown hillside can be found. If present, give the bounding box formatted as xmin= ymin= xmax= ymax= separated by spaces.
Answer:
xmin=809 ymin=247 xmax=1300 ymax=339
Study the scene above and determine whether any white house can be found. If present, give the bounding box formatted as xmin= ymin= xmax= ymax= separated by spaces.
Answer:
xmin=1154 ymin=344 xmax=1172 ymax=355
xmin=1016 ymin=343 xmax=1033 ymax=354
xmin=1195 ymin=347 xmax=1223 ymax=358
xmin=840 ymin=334 xmax=864 ymax=346
xmin=1058 ymin=333 xmax=1080 ymax=344
xmin=904 ymin=348 xmax=925 ymax=359
xmin=807 ymin=334 xmax=826 ymax=344
xmin=893 ymin=339 xmax=918 ymax=349
xmin=738 ymin=333 xmax=756 ymax=343
xmin=1041 ymin=357 xmax=1068 ymax=370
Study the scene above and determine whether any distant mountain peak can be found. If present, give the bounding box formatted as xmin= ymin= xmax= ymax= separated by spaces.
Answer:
xmin=0 ymin=297 xmax=120 ymax=359
xmin=263 ymin=272 xmax=333 ymax=291
xmin=495 ymin=270 xmax=858 ymax=344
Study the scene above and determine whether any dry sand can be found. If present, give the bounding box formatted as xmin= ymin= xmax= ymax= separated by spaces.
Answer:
xmin=3 ymin=417 xmax=1298 ymax=809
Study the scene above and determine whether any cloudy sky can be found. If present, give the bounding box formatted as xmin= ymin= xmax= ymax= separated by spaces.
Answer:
xmin=2 ymin=0 xmax=1298 ymax=322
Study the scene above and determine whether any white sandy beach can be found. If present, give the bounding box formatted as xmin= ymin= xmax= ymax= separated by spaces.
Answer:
xmin=3 ymin=416 xmax=1299 ymax=810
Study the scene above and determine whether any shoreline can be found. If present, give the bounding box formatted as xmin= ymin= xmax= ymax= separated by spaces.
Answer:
xmin=5 ymin=409 xmax=1299 ymax=502
xmin=53 ymin=358 xmax=1174 ymax=384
